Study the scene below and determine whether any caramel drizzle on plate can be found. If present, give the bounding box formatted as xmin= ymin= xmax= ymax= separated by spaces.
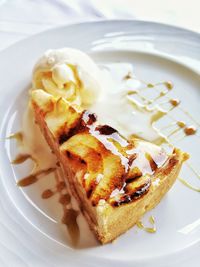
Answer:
xmin=125 ymin=75 xmax=199 ymax=192
xmin=136 ymin=215 xmax=156 ymax=233
xmin=10 ymin=135 xmax=80 ymax=246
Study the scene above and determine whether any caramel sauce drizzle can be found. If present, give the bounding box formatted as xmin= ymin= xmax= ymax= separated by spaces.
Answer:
xmin=54 ymin=170 xmax=80 ymax=246
xmin=17 ymin=162 xmax=79 ymax=245
xmin=12 ymin=154 xmax=32 ymax=164
xmin=178 ymin=162 xmax=200 ymax=192
xmin=136 ymin=215 xmax=156 ymax=233
xmin=184 ymin=126 xmax=197 ymax=136
xmin=10 ymin=133 xmax=80 ymax=245
xmin=126 ymin=75 xmax=199 ymax=193
xmin=17 ymin=167 xmax=56 ymax=187
xmin=178 ymin=177 xmax=200 ymax=192
xmin=7 ymin=132 xmax=23 ymax=145
xmin=128 ymin=78 xmax=198 ymax=142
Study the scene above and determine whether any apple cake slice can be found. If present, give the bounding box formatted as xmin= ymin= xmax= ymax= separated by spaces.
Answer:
xmin=31 ymin=89 xmax=188 ymax=244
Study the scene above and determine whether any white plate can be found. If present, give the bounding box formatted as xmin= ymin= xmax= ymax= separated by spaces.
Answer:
xmin=0 ymin=20 xmax=200 ymax=267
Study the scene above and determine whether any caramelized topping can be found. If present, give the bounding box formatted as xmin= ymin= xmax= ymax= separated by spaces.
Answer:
xmin=82 ymin=110 xmax=97 ymax=125
xmin=33 ymin=89 xmax=175 ymax=208
xmin=128 ymin=153 xmax=137 ymax=166
xmin=111 ymin=178 xmax=151 ymax=207
xmin=95 ymin=125 xmax=117 ymax=135
xmin=58 ymin=133 xmax=69 ymax=145
xmin=145 ymin=153 xmax=157 ymax=172
xmin=58 ymin=110 xmax=96 ymax=145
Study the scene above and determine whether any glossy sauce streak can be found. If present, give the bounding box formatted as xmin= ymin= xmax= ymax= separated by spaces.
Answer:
xmin=62 ymin=208 xmax=80 ymax=246
xmin=125 ymin=75 xmax=200 ymax=194
xmin=127 ymin=78 xmax=198 ymax=143
xmin=112 ymin=179 xmax=151 ymax=207
xmin=12 ymin=154 xmax=32 ymax=164
xmin=59 ymin=103 xmax=168 ymax=205
xmin=170 ymin=98 xmax=180 ymax=107
xmin=59 ymin=193 xmax=71 ymax=205
xmin=10 ymin=129 xmax=78 ymax=245
xmin=178 ymin=177 xmax=200 ymax=192
xmin=40 ymin=169 xmax=80 ymax=245
xmin=17 ymin=167 xmax=56 ymax=187
xmin=41 ymin=189 xmax=54 ymax=199
xmin=8 ymin=132 xmax=23 ymax=145
xmin=177 ymin=121 xmax=186 ymax=128
xmin=54 ymin=170 xmax=80 ymax=246
xmin=136 ymin=215 xmax=156 ymax=233
xmin=177 ymin=162 xmax=200 ymax=193
xmin=184 ymin=126 xmax=197 ymax=136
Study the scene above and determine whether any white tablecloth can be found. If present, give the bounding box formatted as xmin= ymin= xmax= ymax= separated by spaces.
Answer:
xmin=0 ymin=0 xmax=200 ymax=51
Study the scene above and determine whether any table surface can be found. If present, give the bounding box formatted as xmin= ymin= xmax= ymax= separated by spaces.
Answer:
xmin=0 ymin=0 xmax=200 ymax=50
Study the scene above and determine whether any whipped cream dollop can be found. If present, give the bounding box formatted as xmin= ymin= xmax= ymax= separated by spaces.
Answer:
xmin=32 ymin=48 xmax=102 ymax=107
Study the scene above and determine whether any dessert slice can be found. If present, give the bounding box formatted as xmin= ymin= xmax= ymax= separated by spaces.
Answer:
xmin=31 ymin=89 xmax=188 ymax=244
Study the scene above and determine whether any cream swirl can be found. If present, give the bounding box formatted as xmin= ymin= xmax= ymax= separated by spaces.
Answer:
xmin=32 ymin=48 xmax=102 ymax=107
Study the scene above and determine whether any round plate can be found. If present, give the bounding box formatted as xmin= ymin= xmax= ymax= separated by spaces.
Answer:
xmin=0 ymin=20 xmax=200 ymax=267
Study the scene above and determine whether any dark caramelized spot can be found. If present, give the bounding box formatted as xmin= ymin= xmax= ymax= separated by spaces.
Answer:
xmin=58 ymin=133 xmax=69 ymax=145
xmin=126 ymin=173 xmax=142 ymax=184
xmin=66 ymin=150 xmax=86 ymax=165
xmin=160 ymin=156 xmax=178 ymax=175
xmin=80 ymin=159 xmax=86 ymax=164
xmin=112 ymin=180 xmax=151 ymax=207
xmin=87 ymin=188 xmax=93 ymax=198
xmin=82 ymin=110 xmax=97 ymax=125
xmin=128 ymin=153 xmax=137 ymax=166
xmin=86 ymin=180 xmax=99 ymax=198
xmin=66 ymin=151 xmax=71 ymax=158
xmin=95 ymin=125 xmax=117 ymax=135
xmin=145 ymin=153 xmax=157 ymax=172
xmin=58 ymin=111 xmax=96 ymax=145
xmin=126 ymin=166 xmax=143 ymax=183
xmin=58 ymin=120 xmax=84 ymax=145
